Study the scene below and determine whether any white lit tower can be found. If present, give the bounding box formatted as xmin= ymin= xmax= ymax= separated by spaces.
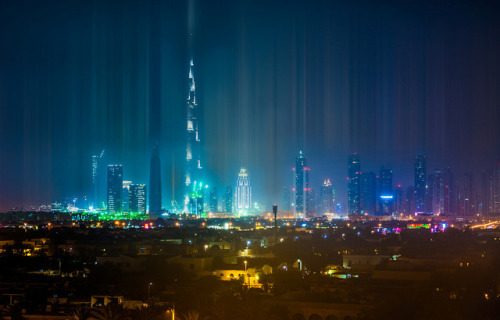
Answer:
xmin=236 ymin=168 xmax=251 ymax=215
xmin=184 ymin=58 xmax=203 ymax=214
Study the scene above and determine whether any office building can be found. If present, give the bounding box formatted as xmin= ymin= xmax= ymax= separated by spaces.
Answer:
xmin=320 ymin=179 xmax=335 ymax=214
xmin=347 ymin=154 xmax=361 ymax=215
xmin=107 ymin=165 xmax=123 ymax=214
xmin=414 ymin=155 xmax=426 ymax=213
xmin=295 ymin=151 xmax=311 ymax=218
xmin=130 ymin=184 xmax=147 ymax=215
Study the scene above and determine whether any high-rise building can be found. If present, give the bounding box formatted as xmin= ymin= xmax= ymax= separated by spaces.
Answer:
xmin=129 ymin=184 xmax=147 ymax=214
xmin=347 ymin=154 xmax=361 ymax=215
xmin=320 ymin=179 xmax=335 ymax=214
xmin=282 ymin=186 xmax=292 ymax=212
xmin=236 ymin=168 xmax=251 ymax=215
xmin=458 ymin=173 xmax=476 ymax=216
xmin=295 ymin=151 xmax=310 ymax=218
xmin=480 ymin=170 xmax=493 ymax=215
xmin=360 ymin=172 xmax=376 ymax=215
xmin=107 ymin=165 xmax=123 ymax=214
xmin=224 ymin=186 xmax=233 ymax=213
xmin=91 ymin=150 xmax=105 ymax=209
xmin=122 ymin=180 xmax=132 ymax=212
xmin=378 ymin=167 xmax=393 ymax=215
xmin=394 ymin=185 xmax=404 ymax=215
xmin=494 ymin=162 xmax=500 ymax=213
xmin=210 ymin=187 xmax=218 ymax=213
xmin=431 ymin=168 xmax=455 ymax=215
xmin=414 ymin=155 xmax=426 ymax=213
xmin=184 ymin=58 xmax=203 ymax=213
xmin=149 ymin=144 xmax=162 ymax=215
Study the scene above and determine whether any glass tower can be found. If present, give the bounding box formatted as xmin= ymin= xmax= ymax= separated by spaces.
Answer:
xmin=107 ymin=165 xmax=123 ymax=214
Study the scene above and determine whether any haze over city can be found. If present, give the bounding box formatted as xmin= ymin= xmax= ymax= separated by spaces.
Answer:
xmin=1 ymin=0 xmax=498 ymax=212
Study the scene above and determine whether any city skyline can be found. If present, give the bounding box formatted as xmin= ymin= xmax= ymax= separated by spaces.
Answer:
xmin=0 ymin=0 xmax=499 ymax=211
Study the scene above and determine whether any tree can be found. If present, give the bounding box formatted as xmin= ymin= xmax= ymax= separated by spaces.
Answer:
xmin=65 ymin=306 xmax=92 ymax=320
xmin=91 ymin=303 xmax=130 ymax=320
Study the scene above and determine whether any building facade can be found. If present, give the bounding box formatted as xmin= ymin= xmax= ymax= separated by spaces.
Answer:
xmin=414 ymin=155 xmax=426 ymax=214
xmin=184 ymin=58 xmax=203 ymax=214
xmin=295 ymin=151 xmax=310 ymax=218
xmin=347 ymin=154 xmax=361 ymax=215
xmin=129 ymin=184 xmax=147 ymax=215
xmin=236 ymin=168 xmax=251 ymax=215
xmin=107 ymin=165 xmax=123 ymax=214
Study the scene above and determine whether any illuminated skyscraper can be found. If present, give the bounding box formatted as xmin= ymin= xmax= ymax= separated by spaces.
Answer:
xmin=295 ymin=151 xmax=310 ymax=218
xmin=130 ymin=184 xmax=147 ymax=215
xmin=347 ymin=154 xmax=361 ymax=215
xmin=210 ymin=186 xmax=218 ymax=213
xmin=378 ymin=167 xmax=394 ymax=215
xmin=320 ymin=179 xmax=334 ymax=214
xmin=224 ymin=186 xmax=233 ymax=213
xmin=414 ymin=155 xmax=426 ymax=213
xmin=91 ymin=150 xmax=105 ymax=208
xmin=494 ymin=162 xmax=500 ymax=213
xmin=107 ymin=165 xmax=123 ymax=214
xmin=122 ymin=180 xmax=132 ymax=212
xmin=431 ymin=168 xmax=455 ymax=215
xmin=184 ymin=58 xmax=203 ymax=213
xmin=236 ymin=168 xmax=251 ymax=214
xmin=149 ymin=144 xmax=162 ymax=215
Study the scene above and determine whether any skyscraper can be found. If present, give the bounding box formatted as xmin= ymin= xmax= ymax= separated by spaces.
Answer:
xmin=295 ymin=151 xmax=310 ymax=218
xmin=107 ymin=165 xmax=123 ymax=214
xmin=378 ymin=167 xmax=393 ymax=215
xmin=360 ymin=171 xmax=376 ymax=215
xmin=90 ymin=150 xmax=105 ymax=209
xmin=494 ymin=162 xmax=500 ymax=213
xmin=129 ymin=184 xmax=147 ymax=215
xmin=347 ymin=153 xmax=361 ymax=215
xmin=414 ymin=155 xmax=426 ymax=213
xmin=122 ymin=180 xmax=132 ymax=212
xmin=210 ymin=186 xmax=218 ymax=213
xmin=224 ymin=186 xmax=233 ymax=213
xmin=320 ymin=179 xmax=334 ymax=214
xmin=236 ymin=168 xmax=251 ymax=215
xmin=431 ymin=168 xmax=455 ymax=215
xmin=149 ymin=144 xmax=162 ymax=215
xmin=184 ymin=58 xmax=203 ymax=213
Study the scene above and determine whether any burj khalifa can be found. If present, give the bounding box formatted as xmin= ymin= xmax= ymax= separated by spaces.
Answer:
xmin=184 ymin=58 xmax=203 ymax=215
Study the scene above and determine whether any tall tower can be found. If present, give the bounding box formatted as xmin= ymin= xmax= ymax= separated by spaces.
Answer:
xmin=149 ymin=144 xmax=162 ymax=215
xmin=236 ymin=168 xmax=251 ymax=215
xmin=107 ymin=165 xmax=123 ymax=214
xmin=295 ymin=151 xmax=310 ymax=218
xmin=320 ymin=179 xmax=334 ymax=214
xmin=378 ymin=167 xmax=394 ymax=215
xmin=414 ymin=155 xmax=426 ymax=213
xmin=91 ymin=150 xmax=105 ymax=209
xmin=130 ymin=184 xmax=147 ymax=215
xmin=184 ymin=58 xmax=203 ymax=213
xmin=347 ymin=154 xmax=361 ymax=215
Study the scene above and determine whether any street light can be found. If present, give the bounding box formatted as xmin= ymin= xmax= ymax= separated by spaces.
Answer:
xmin=244 ymin=260 xmax=247 ymax=271
xmin=148 ymin=282 xmax=153 ymax=300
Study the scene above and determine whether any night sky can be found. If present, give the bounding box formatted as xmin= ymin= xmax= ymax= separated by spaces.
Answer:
xmin=0 ymin=0 xmax=499 ymax=211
